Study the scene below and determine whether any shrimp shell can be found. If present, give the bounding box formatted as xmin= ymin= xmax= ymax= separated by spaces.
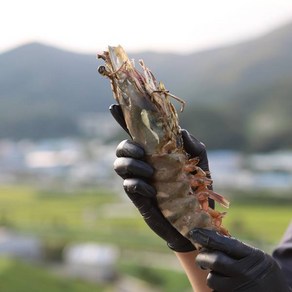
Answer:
xmin=98 ymin=45 xmax=230 ymax=246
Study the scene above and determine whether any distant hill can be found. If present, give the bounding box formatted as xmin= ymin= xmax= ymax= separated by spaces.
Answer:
xmin=1 ymin=21 xmax=292 ymax=151
xmin=0 ymin=43 xmax=112 ymax=138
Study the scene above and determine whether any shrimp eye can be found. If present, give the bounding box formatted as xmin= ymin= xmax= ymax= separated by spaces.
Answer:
xmin=98 ymin=66 xmax=107 ymax=75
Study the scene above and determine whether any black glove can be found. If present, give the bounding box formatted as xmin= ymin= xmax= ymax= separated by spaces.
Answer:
xmin=272 ymin=222 xmax=292 ymax=289
xmin=190 ymin=228 xmax=291 ymax=292
xmin=110 ymin=104 xmax=212 ymax=178
xmin=110 ymin=104 xmax=213 ymax=252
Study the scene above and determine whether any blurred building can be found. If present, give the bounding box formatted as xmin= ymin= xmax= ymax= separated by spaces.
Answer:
xmin=0 ymin=228 xmax=42 ymax=261
xmin=1 ymin=137 xmax=292 ymax=191
xmin=63 ymin=243 xmax=119 ymax=282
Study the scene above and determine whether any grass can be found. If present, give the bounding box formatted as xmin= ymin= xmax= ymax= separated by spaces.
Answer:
xmin=0 ymin=185 xmax=291 ymax=290
xmin=217 ymin=192 xmax=292 ymax=249
xmin=224 ymin=203 xmax=291 ymax=246
xmin=0 ymin=257 xmax=105 ymax=292
xmin=119 ymin=263 xmax=191 ymax=292
xmin=0 ymin=185 xmax=163 ymax=251
xmin=1 ymin=185 xmax=290 ymax=249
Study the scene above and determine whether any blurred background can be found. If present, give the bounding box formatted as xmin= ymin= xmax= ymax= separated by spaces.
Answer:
xmin=1 ymin=0 xmax=292 ymax=291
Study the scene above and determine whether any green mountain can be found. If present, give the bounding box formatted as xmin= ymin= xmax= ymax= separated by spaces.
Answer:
xmin=1 ymin=21 xmax=292 ymax=151
xmin=0 ymin=43 xmax=111 ymax=138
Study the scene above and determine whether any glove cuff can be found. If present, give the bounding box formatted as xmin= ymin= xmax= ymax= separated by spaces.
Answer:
xmin=237 ymin=257 xmax=291 ymax=292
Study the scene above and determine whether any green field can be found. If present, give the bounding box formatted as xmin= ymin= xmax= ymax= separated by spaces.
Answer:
xmin=0 ymin=257 xmax=105 ymax=292
xmin=0 ymin=185 xmax=291 ymax=291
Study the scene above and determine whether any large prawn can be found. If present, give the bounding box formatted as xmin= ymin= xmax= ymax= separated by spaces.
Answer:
xmin=97 ymin=45 xmax=230 ymax=245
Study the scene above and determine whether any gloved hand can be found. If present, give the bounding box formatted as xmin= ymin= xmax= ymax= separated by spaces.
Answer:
xmin=110 ymin=104 xmax=213 ymax=252
xmin=190 ymin=228 xmax=291 ymax=292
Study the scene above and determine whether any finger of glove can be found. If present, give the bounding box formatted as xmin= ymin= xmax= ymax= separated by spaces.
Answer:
xmin=204 ymin=257 xmax=285 ymax=292
xmin=116 ymin=140 xmax=145 ymax=159
xmin=114 ymin=157 xmax=154 ymax=180
xmin=196 ymin=249 xmax=239 ymax=276
xmin=181 ymin=130 xmax=214 ymax=208
xmin=181 ymin=129 xmax=210 ymax=172
xmin=109 ymin=104 xmax=131 ymax=137
xmin=123 ymin=178 xmax=156 ymax=198
xmin=206 ymin=272 xmax=235 ymax=292
xmin=126 ymin=188 xmax=195 ymax=252
xmin=125 ymin=185 xmax=174 ymax=231
xmin=190 ymin=228 xmax=252 ymax=259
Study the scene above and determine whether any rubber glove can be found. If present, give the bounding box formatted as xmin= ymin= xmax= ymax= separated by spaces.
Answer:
xmin=110 ymin=104 xmax=213 ymax=252
xmin=190 ymin=228 xmax=291 ymax=292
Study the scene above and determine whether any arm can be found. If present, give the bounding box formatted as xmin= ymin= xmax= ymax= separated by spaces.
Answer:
xmin=175 ymin=251 xmax=212 ymax=292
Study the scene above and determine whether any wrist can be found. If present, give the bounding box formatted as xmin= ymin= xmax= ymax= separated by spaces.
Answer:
xmin=175 ymin=251 xmax=212 ymax=292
